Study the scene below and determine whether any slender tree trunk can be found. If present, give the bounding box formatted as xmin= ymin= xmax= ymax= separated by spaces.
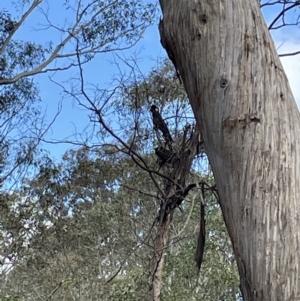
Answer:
xmin=159 ymin=0 xmax=300 ymax=300
xmin=150 ymin=216 xmax=171 ymax=301
xmin=149 ymin=128 xmax=201 ymax=300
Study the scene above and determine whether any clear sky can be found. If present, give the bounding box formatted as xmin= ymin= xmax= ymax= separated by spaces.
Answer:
xmin=2 ymin=1 xmax=300 ymax=161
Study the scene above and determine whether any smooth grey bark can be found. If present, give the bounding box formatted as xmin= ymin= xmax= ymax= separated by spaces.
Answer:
xmin=159 ymin=0 xmax=300 ymax=300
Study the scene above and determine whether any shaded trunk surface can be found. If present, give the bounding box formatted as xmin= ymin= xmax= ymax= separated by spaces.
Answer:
xmin=159 ymin=0 xmax=300 ymax=300
xmin=150 ymin=216 xmax=171 ymax=301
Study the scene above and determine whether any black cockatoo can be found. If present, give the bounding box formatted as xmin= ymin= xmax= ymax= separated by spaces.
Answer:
xmin=150 ymin=105 xmax=173 ymax=144
xmin=155 ymin=146 xmax=174 ymax=166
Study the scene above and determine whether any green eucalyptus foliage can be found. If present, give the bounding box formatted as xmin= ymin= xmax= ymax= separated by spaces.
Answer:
xmin=0 ymin=57 xmax=240 ymax=301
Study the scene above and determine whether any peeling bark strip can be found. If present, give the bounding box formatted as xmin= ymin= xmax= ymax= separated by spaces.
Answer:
xmin=159 ymin=1 xmax=300 ymax=300
xmin=195 ymin=202 xmax=205 ymax=270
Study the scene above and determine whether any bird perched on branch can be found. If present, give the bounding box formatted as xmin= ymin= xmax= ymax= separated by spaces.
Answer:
xmin=155 ymin=147 xmax=174 ymax=167
xmin=150 ymin=105 xmax=173 ymax=145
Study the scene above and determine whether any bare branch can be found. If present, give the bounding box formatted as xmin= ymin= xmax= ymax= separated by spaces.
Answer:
xmin=268 ymin=1 xmax=300 ymax=30
xmin=0 ymin=0 xmax=149 ymax=86
xmin=261 ymin=0 xmax=284 ymax=8
xmin=279 ymin=49 xmax=300 ymax=57
xmin=0 ymin=0 xmax=43 ymax=56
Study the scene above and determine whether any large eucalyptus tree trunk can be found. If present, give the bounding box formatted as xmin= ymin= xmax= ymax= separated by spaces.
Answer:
xmin=159 ymin=0 xmax=300 ymax=300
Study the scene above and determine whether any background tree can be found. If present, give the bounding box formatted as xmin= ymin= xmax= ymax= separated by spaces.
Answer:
xmin=0 ymin=0 xmax=156 ymax=85
xmin=51 ymin=57 xmax=239 ymax=300
xmin=0 ymin=59 xmax=240 ymax=301
xmin=0 ymin=0 xmax=156 ymax=186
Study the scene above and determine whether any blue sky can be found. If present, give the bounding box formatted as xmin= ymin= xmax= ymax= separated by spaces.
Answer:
xmin=1 ymin=0 xmax=164 ymax=160
xmin=2 ymin=1 xmax=300 ymax=161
